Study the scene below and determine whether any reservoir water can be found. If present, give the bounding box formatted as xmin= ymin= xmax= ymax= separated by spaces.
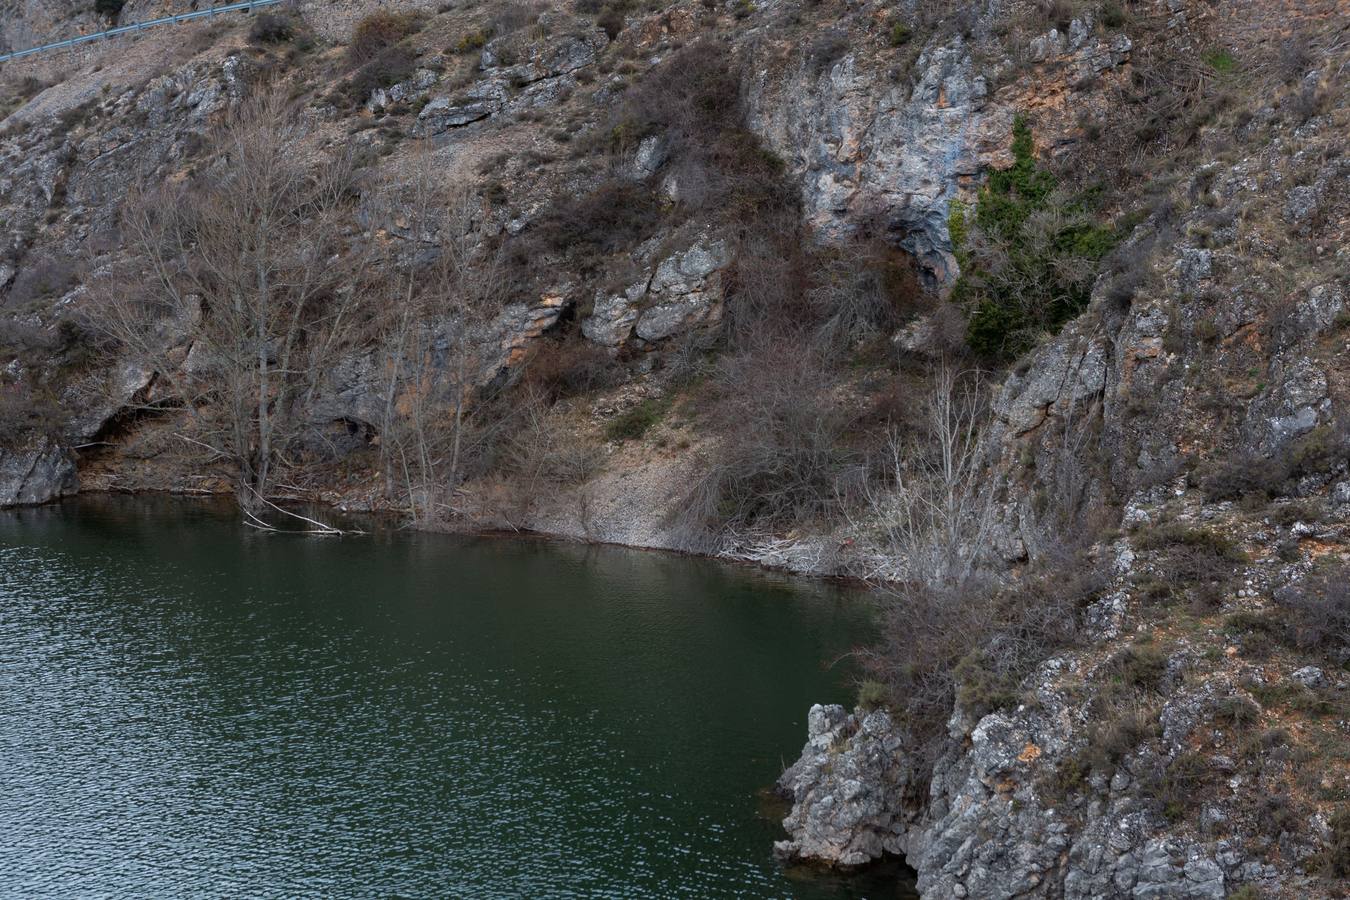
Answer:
xmin=0 ymin=496 xmax=916 ymax=897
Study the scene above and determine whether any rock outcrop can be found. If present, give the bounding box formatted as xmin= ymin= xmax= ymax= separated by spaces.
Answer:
xmin=746 ymin=9 xmax=1131 ymax=287
xmin=0 ymin=440 xmax=77 ymax=506
xmin=780 ymin=624 xmax=1344 ymax=898
xmin=775 ymin=47 xmax=1350 ymax=886
xmin=774 ymin=705 xmax=914 ymax=867
xmin=582 ymin=237 xmax=729 ymax=346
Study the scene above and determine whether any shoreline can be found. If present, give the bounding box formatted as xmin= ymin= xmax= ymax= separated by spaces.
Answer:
xmin=10 ymin=483 xmax=886 ymax=593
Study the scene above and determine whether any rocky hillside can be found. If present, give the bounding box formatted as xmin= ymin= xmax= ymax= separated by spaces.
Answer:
xmin=1 ymin=0 xmax=1347 ymax=896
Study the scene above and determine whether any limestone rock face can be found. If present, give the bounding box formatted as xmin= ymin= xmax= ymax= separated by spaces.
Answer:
xmin=582 ymin=238 xmax=729 ymax=348
xmin=773 ymin=705 xmax=913 ymax=868
xmin=416 ymin=25 xmax=606 ymax=135
xmin=582 ymin=286 xmax=645 ymax=347
xmin=747 ymin=39 xmax=995 ymax=286
xmin=369 ymin=68 xmax=440 ymax=112
xmin=746 ymin=10 xmax=1132 ymax=289
xmin=634 ymin=240 xmax=728 ymax=342
xmin=308 ymin=292 xmax=572 ymax=429
xmin=417 ymin=96 xmax=496 ymax=133
xmin=776 ymin=658 xmax=1241 ymax=899
xmin=909 ymin=662 xmax=1231 ymax=900
xmin=61 ymin=361 xmax=156 ymax=446
xmin=993 ymin=337 xmax=1109 ymax=439
xmin=0 ymin=440 xmax=77 ymax=507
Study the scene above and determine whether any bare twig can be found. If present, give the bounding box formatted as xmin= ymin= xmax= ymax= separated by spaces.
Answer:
xmin=242 ymin=485 xmax=364 ymax=535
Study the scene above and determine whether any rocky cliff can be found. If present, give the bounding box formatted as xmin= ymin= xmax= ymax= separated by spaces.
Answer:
xmin=1 ymin=0 xmax=1347 ymax=895
xmin=0 ymin=0 xmax=1141 ymax=522
xmin=767 ymin=0 xmax=1350 ymax=893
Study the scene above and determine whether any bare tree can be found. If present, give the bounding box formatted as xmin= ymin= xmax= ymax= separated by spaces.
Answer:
xmin=677 ymin=337 xmax=855 ymax=552
xmin=856 ymin=363 xmax=1099 ymax=771
xmin=97 ymin=88 xmax=366 ymax=508
xmin=863 ymin=362 xmax=996 ymax=587
xmin=370 ymin=144 xmax=506 ymax=524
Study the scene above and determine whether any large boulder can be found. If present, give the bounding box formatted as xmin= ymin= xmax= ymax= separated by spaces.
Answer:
xmin=773 ymin=704 xmax=915 ymax=867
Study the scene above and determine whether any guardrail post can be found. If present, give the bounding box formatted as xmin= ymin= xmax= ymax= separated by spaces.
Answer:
xmin=0 ymin=0 xmax=282 ymax=64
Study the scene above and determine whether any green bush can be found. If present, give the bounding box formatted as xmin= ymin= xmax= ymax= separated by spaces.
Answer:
xmin=1203 ymin=48 xmax=1237 ymax=73
xmin=856 ymin=680 xmax=889 ymax=711
xmin=605 ymin=398 xmax=668 ymax=442
xmin=889 ymin=23 xmax=912 ymax=47
xmin=952 ymin=116 xmax=1115 ymax=360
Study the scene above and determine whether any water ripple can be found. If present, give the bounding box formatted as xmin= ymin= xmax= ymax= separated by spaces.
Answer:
xmin=0 ymin=497 xmax=907 ymax=898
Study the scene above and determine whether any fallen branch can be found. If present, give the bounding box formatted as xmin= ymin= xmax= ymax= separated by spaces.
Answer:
xmin=243 ymin=485 xmax=364 ymax=536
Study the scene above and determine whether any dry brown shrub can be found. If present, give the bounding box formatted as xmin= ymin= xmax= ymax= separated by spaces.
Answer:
xmin=348 ymin=11 xmax=420 ymax=66
xmin=522 ymin=337 xmax=623 ymax=402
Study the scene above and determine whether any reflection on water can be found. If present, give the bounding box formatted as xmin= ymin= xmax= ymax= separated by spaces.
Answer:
xmin=0 ymin=495 xmax=916 ymax=897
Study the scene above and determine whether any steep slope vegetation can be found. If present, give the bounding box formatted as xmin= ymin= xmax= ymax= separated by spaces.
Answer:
xmin=1 ymin=0 xmax=1346 ymax=895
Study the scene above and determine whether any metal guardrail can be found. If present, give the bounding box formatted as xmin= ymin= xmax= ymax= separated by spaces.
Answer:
xmin=0 ymin=0 xmax=282 ymax=63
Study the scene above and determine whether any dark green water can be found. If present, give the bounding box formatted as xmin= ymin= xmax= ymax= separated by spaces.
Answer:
xmin=0 ymin=496 xmax=917 ymax=898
